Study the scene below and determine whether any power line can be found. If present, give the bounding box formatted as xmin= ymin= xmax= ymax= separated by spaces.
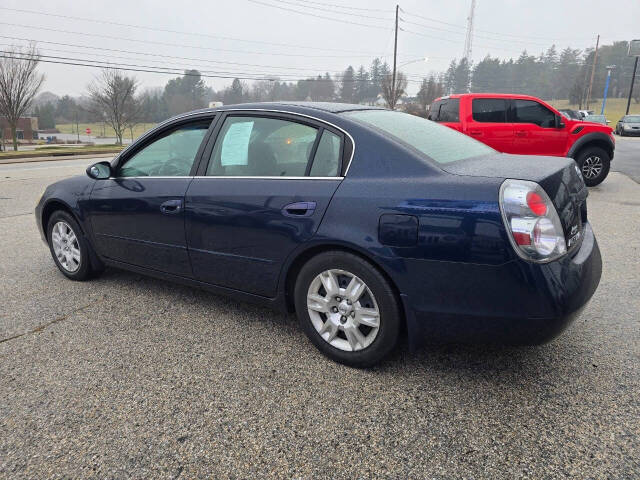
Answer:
xmin=257 ymin=0 xmax=392 ymax=21
xmin=1 ymin=52 xmax=425 ymax=84
xmin=0 ymin=22 xmax=382 ymax=58
xmin=401 ymin=8 xmax=595 ymax=43
xmin=245 ymin=0 xmax=393 ymax=30
xmin=0 ymin=6 xmax=386 ymax=56
xmin=267 ymin=0 xmax=392 ymax=13
xmin=0 ymin=34 xmax=406 ymax=73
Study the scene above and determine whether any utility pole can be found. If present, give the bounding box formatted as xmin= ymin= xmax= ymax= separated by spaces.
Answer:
xmin=626 ymin=40 xmax=640 ymax=115
xmin=626 ymin=56 xmax=638 ymax=115
xmin=586 ymin=34 xmax=600 ymax=110
xmin=391 ymin=4 xmax=399 ymax=110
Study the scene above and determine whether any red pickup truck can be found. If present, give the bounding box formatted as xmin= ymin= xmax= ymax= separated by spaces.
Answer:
xmin=428 ymin=93 xmax=615 ymax=186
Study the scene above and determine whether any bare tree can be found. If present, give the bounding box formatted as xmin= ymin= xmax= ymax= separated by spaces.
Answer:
xmin=381 ymin=72 xmax=408 ymax=110
xmin=0 ymin=45 xmax=45 ymax=151
xmin=88 ymin=69 xmax=139 ymax=145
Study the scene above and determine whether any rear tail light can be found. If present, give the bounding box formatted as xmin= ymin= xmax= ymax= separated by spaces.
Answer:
xmin=499 ymin=179 xmax=567 ymax=263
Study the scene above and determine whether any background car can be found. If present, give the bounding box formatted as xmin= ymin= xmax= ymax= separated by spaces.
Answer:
xmin=585 ymin=114 xmax=609 ymax=125
xmin=559 ymin=108 xmax=582 ymax=120
xmin=578 ymin=110 xmax=595 ymax=119
xmin=428 ymin=93 xmax=615 ymax=186
xmin=615 ymin=115 xmax=640 ymax=136
xmin=36 ymin=103 xmax=602 ymax=367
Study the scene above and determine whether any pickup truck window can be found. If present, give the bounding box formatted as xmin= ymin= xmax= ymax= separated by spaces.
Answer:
xmin=472 ymin=98 xmax=507 ymax=123
xmin=428 ymin=99 xmax=460 ymax=122
xmin=511 ymin=99 xmax=556 ymax=127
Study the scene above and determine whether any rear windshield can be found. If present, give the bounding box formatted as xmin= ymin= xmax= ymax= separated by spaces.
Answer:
xmin=427 ymin=98 xmax=460 ymax=122
xmin=344 ymin=109 xmax=495 ymax=164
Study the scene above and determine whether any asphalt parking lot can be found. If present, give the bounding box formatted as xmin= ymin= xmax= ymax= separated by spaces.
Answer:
xmin=1 ymin=140 xmax=639 ymax=479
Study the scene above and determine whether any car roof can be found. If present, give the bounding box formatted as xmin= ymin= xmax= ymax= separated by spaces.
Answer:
xmin=435 ymin=93 xmax=548 ymax=102
xmin=182 ymin=101 xmax=386 ymax=116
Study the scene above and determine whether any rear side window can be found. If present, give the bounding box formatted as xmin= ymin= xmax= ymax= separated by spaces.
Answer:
xmin=472 ymin=98 xmax=507 ymax=123
xmin=206 ymin=116 xmax=318 ymax=177
xmin=344 ymin=109 xmax=494 ymax=164
xmin=428 ymin=99 xmax=460 ymax=122
xmin=309 ymin=130 xmax=341 ymax=177
xmin=511 ymin=100 xmax=556 ymax=127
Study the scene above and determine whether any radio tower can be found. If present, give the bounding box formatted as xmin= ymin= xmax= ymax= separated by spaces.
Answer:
xmin=463 ymin=0 xmax=476 ymax=61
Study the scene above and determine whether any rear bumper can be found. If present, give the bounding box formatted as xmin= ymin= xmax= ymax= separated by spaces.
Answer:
xmin=401 ymin=222 xmax=602 ymax=346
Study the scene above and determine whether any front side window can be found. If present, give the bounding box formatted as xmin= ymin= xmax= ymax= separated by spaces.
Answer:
xmin=206 ymin=116 xmax=321 ymax=177
xmin=344 ymin=109 xmax=494 ymax=165
xmin=472 ymin=98 xmax=507 ymax=123
xmin=118 ymin=121 xmax=211 ymax=177
xmin=511 ymin=100 xmax=556 ymax=127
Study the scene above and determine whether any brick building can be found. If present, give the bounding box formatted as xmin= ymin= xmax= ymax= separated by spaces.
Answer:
xmin=1 ymin=117 xmax=39 ymax=142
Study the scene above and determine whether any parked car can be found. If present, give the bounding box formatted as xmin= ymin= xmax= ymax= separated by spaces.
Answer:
xmin=615 ymin=115 xmax=640 ymax=136
xmin=578 ymin=110 xmax=595 ymax=119
xmin=585 ymin=114 xmax=609 ymax=125
xmin=36 ymin=103 xmax=602 ymax=367
xmin=558 ymin=108 xmax=582 ymax=120
xmin=428 ymin=94 xmax=615 ymax=186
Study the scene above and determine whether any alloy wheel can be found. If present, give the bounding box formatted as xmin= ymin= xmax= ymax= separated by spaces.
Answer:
xmin=51 ymin=221 xmax=81 ymax=272
xmin=582 ymin=156 xmax=603 ymax=180
xmin=306 ymin=269 xmax=380 ymax=352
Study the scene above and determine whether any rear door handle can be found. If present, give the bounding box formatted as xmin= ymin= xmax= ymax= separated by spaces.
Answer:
xmin=160 ymin=199 xmax=183 ymax=214
xmin=515 ymin=130 xmax=527 ymax=137
xmin=282 ymin=201 xmax=316 ymax=217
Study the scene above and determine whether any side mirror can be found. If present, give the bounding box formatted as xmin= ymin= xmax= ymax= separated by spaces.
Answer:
xmin=555 ymin=115 xmax=565 ymax=129
xmin=86 ymin=161 xmax=112 ymax=180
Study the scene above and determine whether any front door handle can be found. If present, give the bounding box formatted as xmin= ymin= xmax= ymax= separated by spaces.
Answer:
xmin=515 ymin=130 xmax=527 ymax=137
xmin=282 ymin=201 xmax=316 ymax=217
xmin=160 ymin=199 xmax=183 ymax=214
xmin=468 ymin=129 xmax=482 ymax=136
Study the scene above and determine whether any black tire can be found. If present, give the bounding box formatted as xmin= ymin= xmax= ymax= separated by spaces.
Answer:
xmin=575 ymin=146 xmax=610 ymax=187
xmin=47 ymin=210 xmax=96 ymax=281
xmin=294 ymin=251 xmax=401 ymax=368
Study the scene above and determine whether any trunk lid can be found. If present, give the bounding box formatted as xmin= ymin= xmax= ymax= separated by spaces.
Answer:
xmin=442 ymin=153 xmax=588 ymax=249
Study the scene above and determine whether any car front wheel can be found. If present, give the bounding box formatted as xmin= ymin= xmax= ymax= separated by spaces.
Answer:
xmin=576 ymin=147 xmax=610 ymax=187
xmin=47 ymin=211 xmax=96 ymax=281
xmin=294 ymin=251 xmax=401 ymax=368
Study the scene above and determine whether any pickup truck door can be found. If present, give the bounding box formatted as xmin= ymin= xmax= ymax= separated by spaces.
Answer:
xmin=464 ymin=98 xmax=514 ymax=153
xmin=510 ymin=99 xmax=567 ymax=155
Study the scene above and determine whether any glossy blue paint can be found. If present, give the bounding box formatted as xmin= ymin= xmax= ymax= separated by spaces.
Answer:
xmin=35 ymin=102 xmax=602 ymax=346
xmin=184 ymin=177 xmax=341 ymax=297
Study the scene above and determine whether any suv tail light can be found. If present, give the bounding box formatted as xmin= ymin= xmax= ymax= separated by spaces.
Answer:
xmin=499 ymin=179 xmax=567 ymax=263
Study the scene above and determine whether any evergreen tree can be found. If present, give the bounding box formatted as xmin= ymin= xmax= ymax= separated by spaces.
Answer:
xmin=339 ymin=66 xmax=356 ymax=103
xmin=354 ymin=66 xmax=370 ymax=104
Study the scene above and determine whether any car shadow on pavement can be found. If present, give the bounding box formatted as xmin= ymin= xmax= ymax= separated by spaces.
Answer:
xmin=93 ymin=267 xmax=576 ymax=386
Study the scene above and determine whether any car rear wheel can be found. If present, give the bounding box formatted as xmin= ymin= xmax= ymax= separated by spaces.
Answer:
xmin=294 ymin=251 xmax=401 ymax=368
xmin=576 ymin=146 xmax=610 ymax=187
xmin=47 ymin=211 xmax=96 ymax=281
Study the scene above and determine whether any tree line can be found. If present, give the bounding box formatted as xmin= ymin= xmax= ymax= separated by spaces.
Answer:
xmin=2 ymin=39 xmax=639 ymax=150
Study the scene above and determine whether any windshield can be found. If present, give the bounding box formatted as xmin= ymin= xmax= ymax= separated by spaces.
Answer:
xmin=343 ymin=109 xmax=494 ymax=164
xmin=624 ymin=116 xmax=640 ymax=122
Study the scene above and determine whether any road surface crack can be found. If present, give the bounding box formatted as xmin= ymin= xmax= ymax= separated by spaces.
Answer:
xmin=0 ymin=301 xmax=97 ymax=344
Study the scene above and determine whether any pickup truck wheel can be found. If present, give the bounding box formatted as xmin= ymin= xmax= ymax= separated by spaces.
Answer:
xmin=576 ymin=146 xmax=610 ymax=187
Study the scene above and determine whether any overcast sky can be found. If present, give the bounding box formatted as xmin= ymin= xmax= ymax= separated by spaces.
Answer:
xmin=1 ymin=0 xmax=638 ymax=97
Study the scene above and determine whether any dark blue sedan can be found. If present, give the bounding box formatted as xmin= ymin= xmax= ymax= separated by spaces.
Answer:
xmin=35 ymin=102 xmax=602 ymax=367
